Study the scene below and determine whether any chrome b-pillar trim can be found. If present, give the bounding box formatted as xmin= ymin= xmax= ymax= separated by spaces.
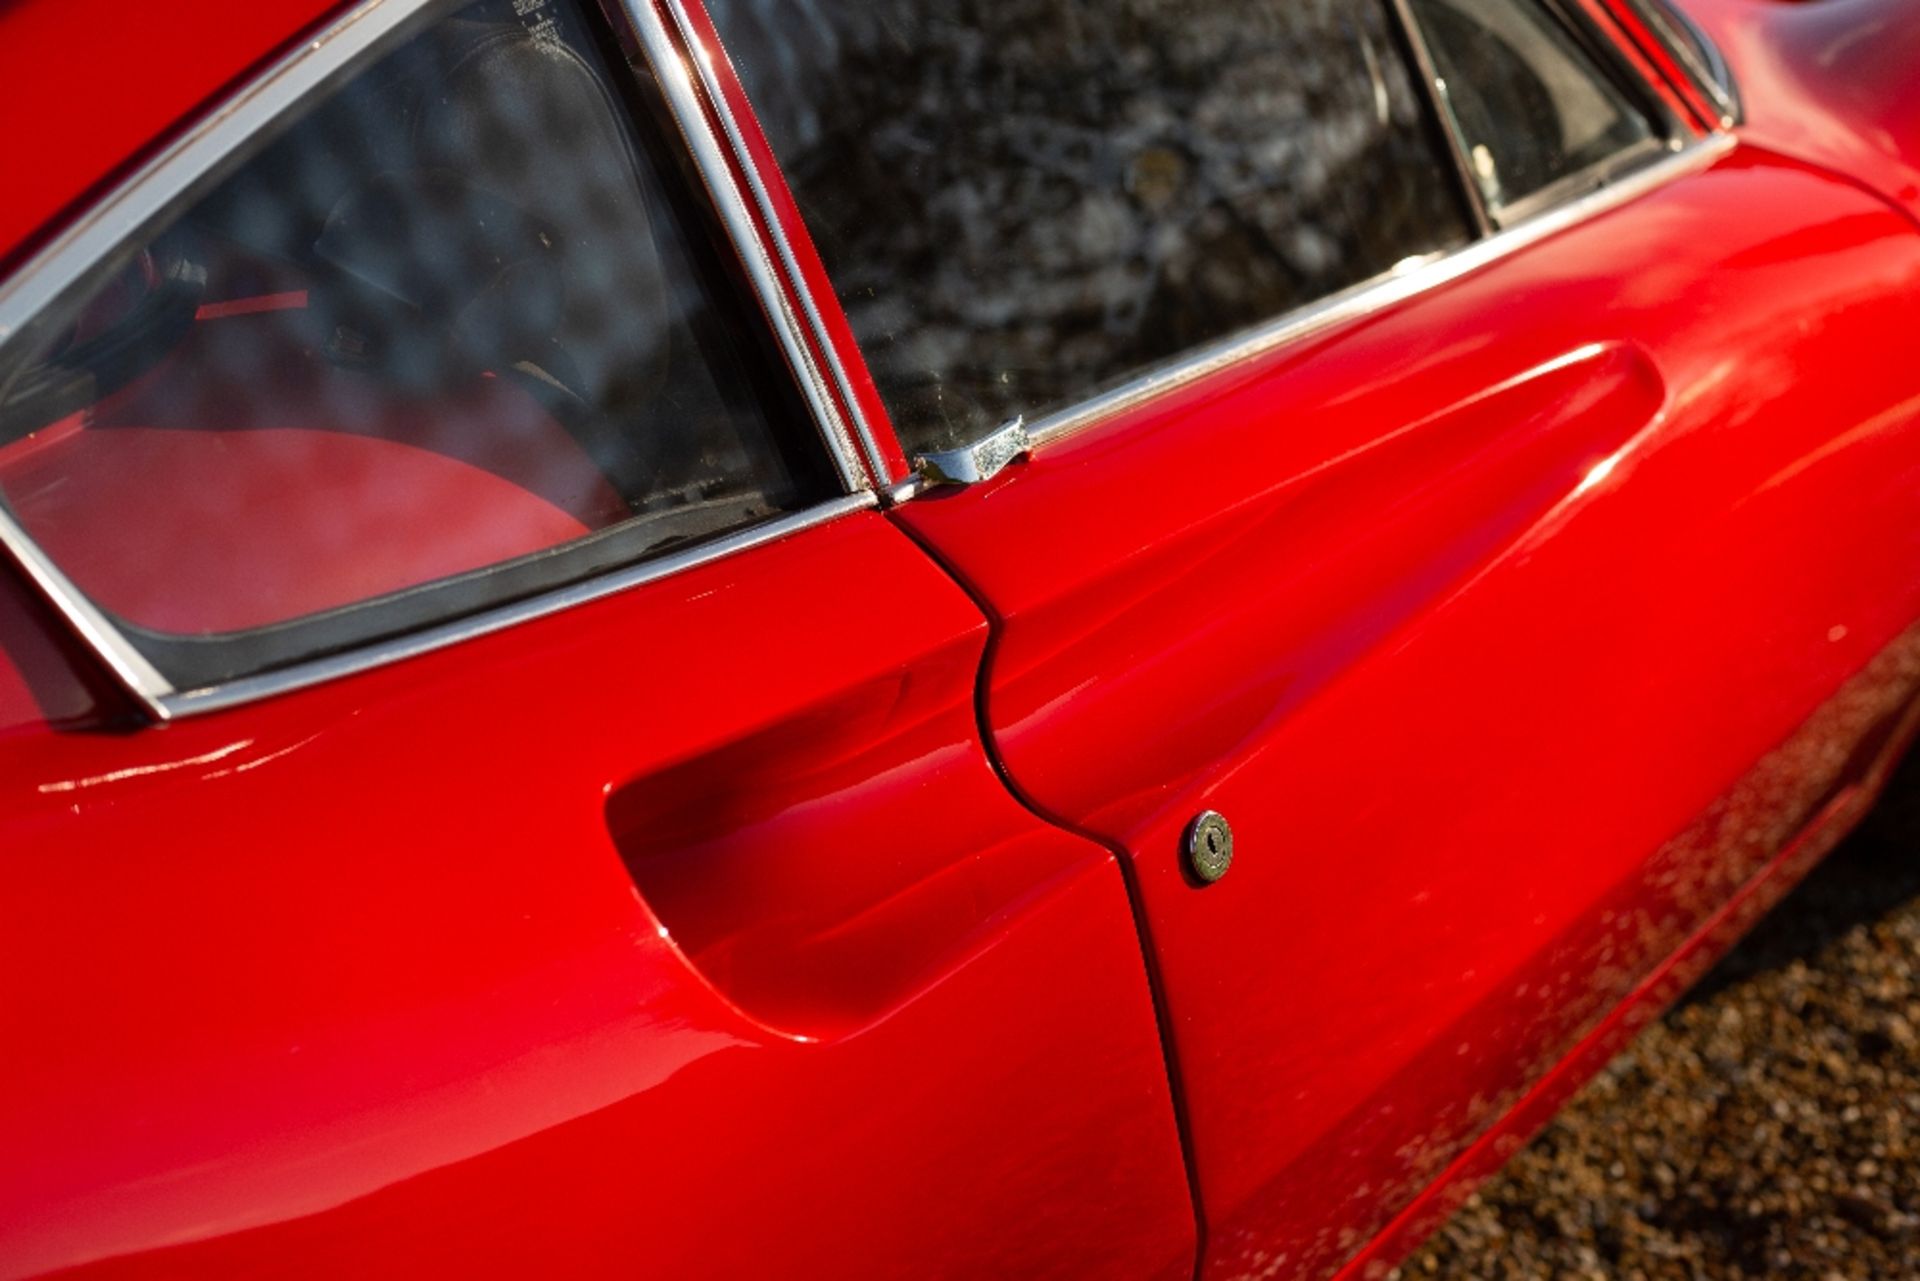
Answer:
xmin=654 ymin=0 xmax=901 ymax=492
xmin=615 ymin=0 xmax=871 ymax=494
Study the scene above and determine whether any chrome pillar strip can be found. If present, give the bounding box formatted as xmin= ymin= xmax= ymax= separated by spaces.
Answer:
xmin=0 ymin=512 xmax=174 ymax=720
xmin=1384 ymin=0 xmax=1496 ymax=239
xmin=1024 ymin=133 xmax=1735 ymax=451
xmin=617 ymin=0 xmax=870 ymax=493
xmin=162 ymin=493 xmax=877 ymax=718
xmin=1541 ymin=0 xmax=1697 ymax=144
xmin=658 ymin=0 xmax=899 ymax=490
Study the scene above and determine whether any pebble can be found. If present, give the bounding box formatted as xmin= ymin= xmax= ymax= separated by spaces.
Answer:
xmin=1410 ymin=759 xmax=1920 ymax=1279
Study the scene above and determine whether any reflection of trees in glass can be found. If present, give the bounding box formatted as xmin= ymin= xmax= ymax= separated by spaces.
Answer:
xmin=712 ymin=0 xmax=1471 ymax=449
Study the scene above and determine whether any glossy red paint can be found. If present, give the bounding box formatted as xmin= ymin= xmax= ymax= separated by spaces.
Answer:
xmin=0 ymin=0 xmax=352 ymax=270
xmin=1336 ymin=652 xmax=1920 ymax=1280
xmin=894 ymin=145 xmax=1920 ymax=1280
xmin=1683 ymin=0 xmax=1920 ymax=213
xmin=9 ymin=1 xmax=1920 ymax=1279
xmin=0 ymin=514 xmax=1194 ymax=1279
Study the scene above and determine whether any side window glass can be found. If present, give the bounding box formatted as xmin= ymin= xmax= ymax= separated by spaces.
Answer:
xmin=1406 ymin=0 xmax=1665 ymax=218
xmin=706 ymin=0 xmax=1475 ymax=454
xmin=0 ymin=0 xmax=837 ymax=691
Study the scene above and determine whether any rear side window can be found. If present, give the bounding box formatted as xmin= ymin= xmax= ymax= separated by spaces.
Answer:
xmin=707 ymin=0 xmax=1475 ymax=453
xmin=0 ymin=0 xmax=836 ymax=691
xmin=1406 ymin=0 xmax=1665 ymax=219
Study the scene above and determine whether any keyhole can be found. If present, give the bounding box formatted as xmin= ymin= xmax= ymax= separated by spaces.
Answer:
xmin=1187 ymin=810 xmax=1233 ymax=884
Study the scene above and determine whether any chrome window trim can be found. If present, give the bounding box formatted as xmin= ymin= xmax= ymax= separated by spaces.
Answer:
xmin=0 ymin=0 xmax=882 ymax=719
xmin=1617 ymin=0 xmax=1742 ymax=129
xmin=1000 ymin=0 xmax=1723 ymax=454
xmin=0 ymin=0 xmax=440 ymax=354
xmin=162 ymin=493 xmax=877 ymax=717
xmin=0 ymin=509 xmax=175 ymax=719
xmin=656 ymin=0 xmax=898 ymax=490
xmin=871 ymin=0 xmax=1724 ymax=485
xmin=1489 ymin=132 xmax=1678 ymax=228
xmin=1387 ymin=0 xmax=1496 ymax=239
xmin=614 ymin=0 xmax=871 ymax=494
xmin=1401 ymin=0 xmax=1695 ymax=227
xmin=0 ymin=0 xmax=449 ymax=724
xmin=1022 ymin=132 xmax=1734 ymax=451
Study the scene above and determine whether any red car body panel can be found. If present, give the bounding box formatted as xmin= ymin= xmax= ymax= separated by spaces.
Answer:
xmin=0 ymin=515 xmax=1194 ymax=1278
xmin=0 ymin=0 xmax=349 ymax=272
xmin=4 ymin=2 xmax=1920 ymax=1279
xmin=1337 ymin=654 xmax=1920 ymax=1280
xmin=1686 ymin=0 xmax=1920 ymax=216
xmin=895 ymin=143 xmax=1920 ymax=1279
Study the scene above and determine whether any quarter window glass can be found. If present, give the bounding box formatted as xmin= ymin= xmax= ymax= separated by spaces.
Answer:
xmin=0 ymin=0 xmax=835 ymax=689
xmin=1407 ymin=0 xmax=1662 ymax=216
xmin=707 ymin=0 xmax=1474 ymax=453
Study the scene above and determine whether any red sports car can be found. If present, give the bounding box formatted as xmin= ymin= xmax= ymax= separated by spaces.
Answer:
xmin=3 ymin=0 xmax=1918 ymax=1276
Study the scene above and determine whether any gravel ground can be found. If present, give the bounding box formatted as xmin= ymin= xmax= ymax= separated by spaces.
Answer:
xmin=1409 ymin=751 xmax=1920 ymax=1280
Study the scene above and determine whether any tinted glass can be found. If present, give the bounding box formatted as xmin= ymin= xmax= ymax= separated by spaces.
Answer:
xmin=0 ymin=0 xmax=835 ymax=689
xmin=708 ymin=0 xmax=1474 ymax=453
xmin=1409 ymin=0 xmax=1662 ymax=215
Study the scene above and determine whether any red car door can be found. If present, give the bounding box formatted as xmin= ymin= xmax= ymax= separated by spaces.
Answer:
xmin=700 ymin=0 xmax=1920 ymax=1277
xmin=0 ymin=1 xmax=1193 ymax=1276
